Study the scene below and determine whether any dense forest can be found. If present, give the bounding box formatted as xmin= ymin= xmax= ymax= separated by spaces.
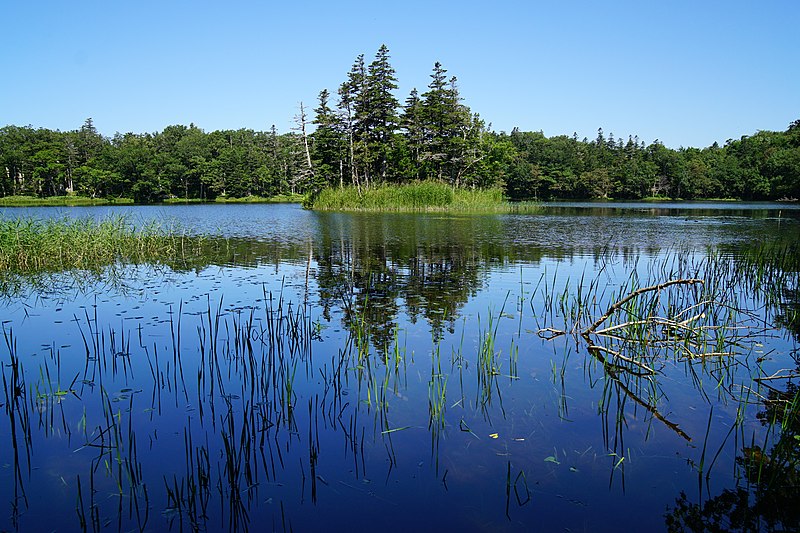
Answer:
xmin=2 ymin=45 xmax=798 ymax=203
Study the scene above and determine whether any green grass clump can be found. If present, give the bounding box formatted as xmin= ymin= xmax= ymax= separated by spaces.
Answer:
xmin=308 ymin=181 xmax=540 ymax=213
xmin=213 ymin=194 xmax=305 ymax=204
xmin=161 ymin=197 xmax=208 ymax=204
xmin=0 ymin=216 xmax=198 ymax=273
xmin=162 ymin=194 xmax=304 ymax=204
xmin=0 ymin=195 xmax=133 ymax=207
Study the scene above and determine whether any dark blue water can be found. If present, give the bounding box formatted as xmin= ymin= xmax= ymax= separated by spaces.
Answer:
xmin=1 ymin=203 xmax=798 ymax=531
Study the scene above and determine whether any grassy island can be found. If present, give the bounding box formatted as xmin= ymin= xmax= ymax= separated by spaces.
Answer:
xmin=0 ymin=195 xmax=135 ymax=207
xmin=0 ymin=194 xmax=305 ymax=208
xmin=306 ymin=182 xmax=539 ymax=213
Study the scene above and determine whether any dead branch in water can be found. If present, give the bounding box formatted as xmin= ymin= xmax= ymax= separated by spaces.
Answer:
xmin=583 ymin=278 xmax=705 ymax=335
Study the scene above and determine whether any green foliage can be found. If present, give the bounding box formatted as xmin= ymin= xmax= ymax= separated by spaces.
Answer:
xmin=0 ymin=121 xmax=312 ymax=204
xmin=503 ymin=121 xmax=800 ymax=201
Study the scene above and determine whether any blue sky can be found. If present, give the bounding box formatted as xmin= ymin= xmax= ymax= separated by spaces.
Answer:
xmin=1 ymin=1 xmax=798 ymax=148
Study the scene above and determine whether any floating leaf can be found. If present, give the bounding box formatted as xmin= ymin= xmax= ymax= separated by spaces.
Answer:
xmin=544 ymin=456 xmax=560 ymax=465
xmin=489 ymin=433 xmax=499 ymax=439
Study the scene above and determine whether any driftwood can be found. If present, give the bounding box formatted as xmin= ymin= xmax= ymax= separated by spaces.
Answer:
xmin=537 ymin=278 xmax=707 ymax=443
xmin=754 ymin=370 xmax=800 ymax=382
xmin=583 ymin=278 xmax=705 ymax=335
xmin=578 ymin=278 xmax=705 ymax=375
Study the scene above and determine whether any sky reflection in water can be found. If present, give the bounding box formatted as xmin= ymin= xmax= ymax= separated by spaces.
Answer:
xmin=1 ymin=203 xmax=798 ymax=531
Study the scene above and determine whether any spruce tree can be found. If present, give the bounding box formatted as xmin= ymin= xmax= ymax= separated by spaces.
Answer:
xmin=312 ymin=89 xmax=346 ymax=188
xmin=401 ymin=88 xmax=424 ymax=181
xmin=364 ymin=44 xmax=399 ymax=181
xmin=338 ymin=54 xmax=366 ymax=189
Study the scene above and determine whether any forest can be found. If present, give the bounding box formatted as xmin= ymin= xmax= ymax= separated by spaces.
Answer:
xmin=1 ymin=45 xmax=798 ymax=203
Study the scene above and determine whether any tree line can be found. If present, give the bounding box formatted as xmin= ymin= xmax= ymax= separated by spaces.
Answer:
xmin=2 ymin=45 xmax=798 ymax=202
xmin=0 ymin=119 xmax=311 ymax=203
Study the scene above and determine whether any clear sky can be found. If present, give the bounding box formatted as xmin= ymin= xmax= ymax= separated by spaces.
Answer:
xmin=1 ymin=1 xmax=798 ymax=148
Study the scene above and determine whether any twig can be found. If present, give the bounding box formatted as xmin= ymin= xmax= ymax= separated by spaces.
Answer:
xmin=537 ymin=327 xmax=566 ymax=340
xmin=754 ymin=371 xmax=800 ymax=382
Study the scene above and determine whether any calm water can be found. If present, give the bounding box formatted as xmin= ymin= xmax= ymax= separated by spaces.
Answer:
xmin=1 ymin=202 xmax=799 ymax=531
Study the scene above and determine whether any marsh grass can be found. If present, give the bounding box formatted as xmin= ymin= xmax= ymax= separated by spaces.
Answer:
xmin=212 ymin=193 xmax=305 ymax=204
xmin=0 ymin=216 xmax=202 ymax=273
xmin=307 ymin=181 xmax=541 ymax=213
xmin=0 ymin=195 xmax=133 ymax=207
xmin=162 ymin=194 xmax=303 ymax=204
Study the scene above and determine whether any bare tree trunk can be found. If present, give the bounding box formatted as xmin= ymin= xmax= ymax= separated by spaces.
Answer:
xmin=298 ymin=102 xmax=314 ymax=174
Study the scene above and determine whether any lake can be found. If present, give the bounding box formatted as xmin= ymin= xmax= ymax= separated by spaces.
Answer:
xmin=1 ymin=202 xmax=799 ymax=531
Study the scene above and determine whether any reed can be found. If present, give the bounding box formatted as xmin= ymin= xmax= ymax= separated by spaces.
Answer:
xmin=0 ymin=195 xmax=134 ymax=207
xmin=212 ymin=193 xmax=304 ymax=204
xmin=306 ymin=181 xmax=541 ymax=213
xmin=0 ymin=216 xmax=203 ymax=273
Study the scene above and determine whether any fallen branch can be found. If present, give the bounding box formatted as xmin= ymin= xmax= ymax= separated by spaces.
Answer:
xmin=583 ymin=279 xmax=704 ymax=336
xmin=754 ymin=370 xmax=800 ymax=382
xmin=587 ymin=344 xmax=656 ymax=375
xmin=536 ymin=327 xmax=566 ymax=340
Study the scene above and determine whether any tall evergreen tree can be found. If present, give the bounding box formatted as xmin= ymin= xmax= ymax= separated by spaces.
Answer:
xmin=312 ymin=89 xmax=346 ymax=188
xmin=338 ymin=54 xmax=367 ymax=190
xmin=420 ymin=61 xmax=451 ymax=180
xmin=401 ymin=88 xmax=424 ymax=180
xmin=417 ymin=62 xmax=481 ymax=185
xmin=363 ymin=44 xmax=399 ymax=181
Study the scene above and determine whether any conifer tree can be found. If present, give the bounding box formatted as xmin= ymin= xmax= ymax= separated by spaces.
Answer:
xmin=364 ymin=44 xmax=399 ymax=181
xmin=312 ymin=89 xmax=346 ymax=188
xmin=338 ymin=54 xmax=366 ymax=190
xmin=401 ymin=88 xmax=424 ymax=180
xmin=418 ymin=62 xmax=478 ymax=184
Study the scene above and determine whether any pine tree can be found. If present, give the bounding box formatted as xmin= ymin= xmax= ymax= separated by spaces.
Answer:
xmin=417 ymin=62 xmax=447 ymax=180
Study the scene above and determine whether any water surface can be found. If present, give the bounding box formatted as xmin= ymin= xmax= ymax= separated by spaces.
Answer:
xmin=1 ymin=202 xmax=798 ymax=531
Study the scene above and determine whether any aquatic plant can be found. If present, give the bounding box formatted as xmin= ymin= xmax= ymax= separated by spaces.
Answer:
xmin=0 ymin=195 xmax=134 ymax=207
xmin=0 ymin=216 xmax=204 ymax=273
xmin=307 ymin=181 xmax=541 ymax=213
